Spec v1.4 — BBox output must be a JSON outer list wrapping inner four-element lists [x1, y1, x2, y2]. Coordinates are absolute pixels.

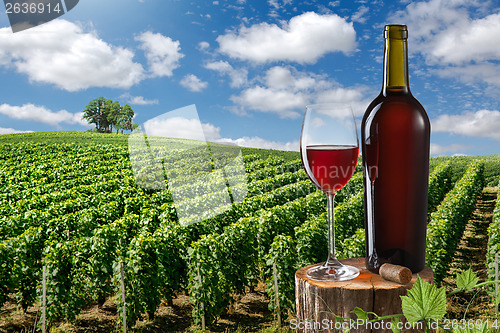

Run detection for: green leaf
[[400, 276, 446, 323], [351, 307, 369, 320], [456, 268, 479, 291]]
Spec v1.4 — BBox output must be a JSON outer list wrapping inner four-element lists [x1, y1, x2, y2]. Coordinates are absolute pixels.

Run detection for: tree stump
[[295, 258, 434, 333]]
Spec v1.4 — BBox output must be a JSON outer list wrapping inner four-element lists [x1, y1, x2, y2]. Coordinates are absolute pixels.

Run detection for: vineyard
[[1, 131, 500, 332]]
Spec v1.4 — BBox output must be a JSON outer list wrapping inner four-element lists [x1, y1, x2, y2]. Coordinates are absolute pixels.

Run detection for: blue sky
[[0, 0, 499, 156]]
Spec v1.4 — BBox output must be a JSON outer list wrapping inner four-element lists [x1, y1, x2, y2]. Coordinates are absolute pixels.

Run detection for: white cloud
[[231, 86, 307, 119], [143, 116, 220, 141], [230, 65, 371, 118], [432, 109, 500, 141], [0, 19, 144, 91], [141, 113, 298, 151], [430, 13, 500, 65], [0, 127, 33, 135], [268, 0, 293, 9], [135, 31, 184, 78], [351, 5, 369, 23], [142, 113, 298, 151], [436, 62, 500, 87], [267, 0, 293, 17], [205, 60, 248, 88], [391, 0, 474, 46], [0, 103, 88, 127], [216, 11, 356, 64], [120, 93, 159, 105], [264, 66, 295, 89], [264, 66, 330, 91], [216, 136, 299, 151], [430, 143, 470, 156], [198, 41, 210, 51], [315, 87, 371, 116], [391, 0, 500, 86], [180, 74, 208, 92]]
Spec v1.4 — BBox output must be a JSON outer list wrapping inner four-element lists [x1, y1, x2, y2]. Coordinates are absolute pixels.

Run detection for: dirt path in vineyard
[[443, 186, 498, 319]]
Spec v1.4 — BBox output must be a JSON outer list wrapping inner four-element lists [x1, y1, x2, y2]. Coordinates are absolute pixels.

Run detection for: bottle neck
[[382, 34, 410, 95]]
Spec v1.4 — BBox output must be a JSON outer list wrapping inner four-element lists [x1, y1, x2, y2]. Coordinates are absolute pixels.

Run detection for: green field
[[1, 131, 500, 332]]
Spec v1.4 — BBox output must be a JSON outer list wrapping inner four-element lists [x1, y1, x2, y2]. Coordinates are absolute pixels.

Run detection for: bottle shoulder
[[362, 91, 428, 123]]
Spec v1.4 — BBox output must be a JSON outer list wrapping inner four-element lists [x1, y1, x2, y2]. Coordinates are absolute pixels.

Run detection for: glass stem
[[326, 192, 340, 265]]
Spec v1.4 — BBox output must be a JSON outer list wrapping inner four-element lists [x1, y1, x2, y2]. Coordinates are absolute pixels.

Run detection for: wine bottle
[[361, 25, 430, 273]]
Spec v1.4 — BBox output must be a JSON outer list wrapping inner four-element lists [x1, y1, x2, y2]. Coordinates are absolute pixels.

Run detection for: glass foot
[[306, 261, 360, 281]]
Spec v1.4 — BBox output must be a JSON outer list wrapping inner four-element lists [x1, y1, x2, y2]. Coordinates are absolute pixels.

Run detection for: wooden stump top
[[295, 258, 434, 333], [296, 258, 433, 290]]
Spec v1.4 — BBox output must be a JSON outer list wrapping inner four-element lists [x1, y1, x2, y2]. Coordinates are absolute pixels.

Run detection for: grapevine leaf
[[455, 268, 479, 291], [400, 276, 446, 323], [351, 307, 369, 320]]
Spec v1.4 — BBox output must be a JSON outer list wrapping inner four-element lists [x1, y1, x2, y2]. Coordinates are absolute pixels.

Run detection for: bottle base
[[365, 248, 424, 274]]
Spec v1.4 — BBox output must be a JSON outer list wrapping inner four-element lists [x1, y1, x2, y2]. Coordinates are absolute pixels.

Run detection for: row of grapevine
[[0, 154, 129, 195], [427, 161, 453, 216], [0, 144, 127, 187], [1, 175, 139, 240], [0, 241, 13, 307], [246, 159, 303, 182], [426, 160, 485, 283], [486, 180, 500, 296]]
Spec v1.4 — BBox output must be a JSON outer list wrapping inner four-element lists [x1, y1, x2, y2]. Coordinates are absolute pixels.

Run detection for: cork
[[379, 263, 412, 284]]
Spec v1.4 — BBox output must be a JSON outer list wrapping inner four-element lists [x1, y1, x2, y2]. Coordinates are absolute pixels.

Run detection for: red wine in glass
[[305, 145, 359, 194], [300, 103, 360, 281]]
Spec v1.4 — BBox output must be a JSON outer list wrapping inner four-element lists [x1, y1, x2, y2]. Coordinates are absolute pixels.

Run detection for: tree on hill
[[113, 104, 135, 133], [82, 97, 135, 133]]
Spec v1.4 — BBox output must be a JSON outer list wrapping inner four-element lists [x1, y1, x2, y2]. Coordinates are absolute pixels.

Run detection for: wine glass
[[300, 103, 360, 281]]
